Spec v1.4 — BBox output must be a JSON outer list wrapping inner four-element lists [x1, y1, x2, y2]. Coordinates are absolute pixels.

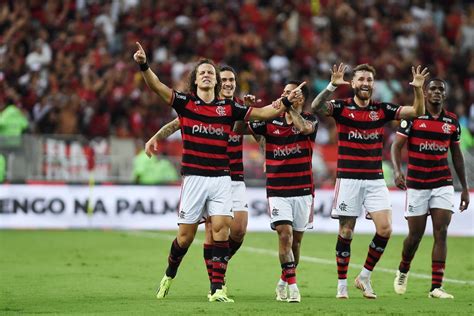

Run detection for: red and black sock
[[229, 237, 243, 259], [336, 235, 352, 280], [431, 261, 445, 291], [282, 262, 296, 285], [203, 244, 213, 284], [165, 238, 189, 278], [398, 253, 414, 274], [211, 240, 230, 294], [363, 233, 389, 271]]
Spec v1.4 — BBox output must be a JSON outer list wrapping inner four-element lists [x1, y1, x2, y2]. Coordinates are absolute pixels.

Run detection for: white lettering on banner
[[419, 142, 448, 152], [0, 185, 472, 236], [273, 144, 302, 157], [191, 124, 224, 136], [348, 130, 379, 141]]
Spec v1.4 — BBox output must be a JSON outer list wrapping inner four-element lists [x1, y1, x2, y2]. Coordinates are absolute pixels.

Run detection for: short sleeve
[[451, 120, 461, 143], [231, 99, 251, 122], [382, 102, 401, 121], [397, 119, 412, 137], [248, 121, 267, 136], [170, 91, 190, 115], [327, 100, 344, 118]]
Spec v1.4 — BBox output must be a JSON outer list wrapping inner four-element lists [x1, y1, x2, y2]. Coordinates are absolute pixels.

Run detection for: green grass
[[1, 230, 473, 315]]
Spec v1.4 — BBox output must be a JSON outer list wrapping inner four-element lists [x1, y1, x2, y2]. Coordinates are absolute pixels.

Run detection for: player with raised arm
[[392, 78, 470, 299], [133, 42, 301, 302], [245, 80, 317, 303], [145, 65, 253, 298], [310, 63, 428, 299]]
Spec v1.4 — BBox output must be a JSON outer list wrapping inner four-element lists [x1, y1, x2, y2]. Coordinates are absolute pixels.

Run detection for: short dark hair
[[425, 78, 448, 91], [287, 80, 309, 101], [188, 58, 221, 99], [219, 65, 237, 76], [352, 64, 376, 78]]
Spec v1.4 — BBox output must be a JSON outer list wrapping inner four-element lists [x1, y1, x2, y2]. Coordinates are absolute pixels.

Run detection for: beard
[[354, 87, 373, 101]]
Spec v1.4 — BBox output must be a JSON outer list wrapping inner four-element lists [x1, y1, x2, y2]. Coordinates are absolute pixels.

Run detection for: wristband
[[281, 97, 293, 108], [139, 62, 149, 71], [326, 82, 337, 92]]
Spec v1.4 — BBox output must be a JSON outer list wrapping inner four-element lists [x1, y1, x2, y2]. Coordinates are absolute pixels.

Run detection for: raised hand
[[331, 63, 350, 86], [133, 42, 147, 65], [288, 81, 306, 103], [394, 171, 407, 190], [243, 94, 262, 107], [409, 65, 429, 88]]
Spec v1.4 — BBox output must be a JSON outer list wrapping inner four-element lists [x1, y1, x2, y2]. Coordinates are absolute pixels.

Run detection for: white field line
[[126, 231, 474, 286]]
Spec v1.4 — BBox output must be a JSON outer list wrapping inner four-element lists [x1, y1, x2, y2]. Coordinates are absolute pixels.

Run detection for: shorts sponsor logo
[[338, 202, 348, 212], [192, 124, 224, 136], [348, 130, 379, 140], [273, 144, 302, 157], [419, 141, 447, 152], [271, 207, 279, 216]]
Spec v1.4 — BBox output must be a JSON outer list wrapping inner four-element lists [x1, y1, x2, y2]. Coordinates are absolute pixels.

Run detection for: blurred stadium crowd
[[0, 0, 473, 185]]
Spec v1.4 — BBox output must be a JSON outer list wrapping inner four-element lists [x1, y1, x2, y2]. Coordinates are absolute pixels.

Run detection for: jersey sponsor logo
[[419, 141, 448, 152], [272, 120, 284, 126], [191, 124, 224, 136], [273, 144, 302, 157], [216, 106, 227, 116], [369, 111, 379, 121], [442, 123, 452, 134], [228, 134, 242, 143], [386, 104, 397, 111], [348, 130, 379, 140], [442, 117, 453, 123]]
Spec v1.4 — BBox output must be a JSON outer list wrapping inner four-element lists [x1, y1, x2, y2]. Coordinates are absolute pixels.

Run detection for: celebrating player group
[[133, 42, 470, 303]]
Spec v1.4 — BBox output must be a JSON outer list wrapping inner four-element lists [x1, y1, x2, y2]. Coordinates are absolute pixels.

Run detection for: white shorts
[[268, 195, 314, 232], [331, 178, 391, 218], [231, 181, 248, 212], [405, 186, 455, 217], [178, 175, 233, 224]]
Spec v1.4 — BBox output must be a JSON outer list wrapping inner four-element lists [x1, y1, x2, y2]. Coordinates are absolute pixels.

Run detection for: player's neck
[[354, 96, 370, 107], [197, 89, 215, 103], [427, 103, 443, 117]]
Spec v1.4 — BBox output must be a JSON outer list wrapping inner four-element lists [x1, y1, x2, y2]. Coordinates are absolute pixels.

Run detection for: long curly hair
[[188, 58, 221, 99]]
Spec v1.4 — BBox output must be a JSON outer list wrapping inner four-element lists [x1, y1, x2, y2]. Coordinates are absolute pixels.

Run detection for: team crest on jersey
[[369, 111, 379, 121], [216, 106, 227, 116], [291, 126, 300, 134], [442, 123, 451, 134]]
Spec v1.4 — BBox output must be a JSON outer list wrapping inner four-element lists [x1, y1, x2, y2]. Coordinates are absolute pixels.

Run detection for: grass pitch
[[1, 230, 473, 315]]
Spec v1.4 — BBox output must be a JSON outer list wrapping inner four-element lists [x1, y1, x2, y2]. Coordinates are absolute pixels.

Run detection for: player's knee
[[230, 226, 246, 242], [340, 227, 354, 239], [377, 225, 392, 238], [177, 233, 194, 248], [433, 225, 448, 240], [278, 231, 293, 247]]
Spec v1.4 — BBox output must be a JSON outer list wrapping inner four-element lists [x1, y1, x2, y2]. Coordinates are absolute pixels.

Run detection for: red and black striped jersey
[[228, 97, 245, 181], [249, 112, 318, 197], [228, 130, 244, 181], [328, 98, 401, 180], [171, 91, 252, 177], [397, 110, 460, 189]]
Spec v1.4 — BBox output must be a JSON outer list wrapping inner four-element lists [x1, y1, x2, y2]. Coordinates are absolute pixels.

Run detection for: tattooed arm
[[145, 118, 180, 158], [288, 106, 315, 135], [311, 63, 349, 116]]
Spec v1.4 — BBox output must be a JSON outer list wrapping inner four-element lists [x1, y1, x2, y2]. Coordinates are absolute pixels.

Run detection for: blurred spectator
[[0, 154, 5, 182], [0, 102, 29, 137], [133, 149, 179, 185]]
